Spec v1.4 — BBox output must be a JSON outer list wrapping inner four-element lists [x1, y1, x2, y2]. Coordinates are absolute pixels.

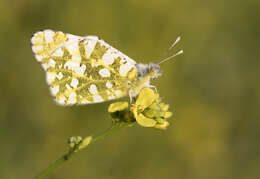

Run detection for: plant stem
[[35, 122, 132, 179]]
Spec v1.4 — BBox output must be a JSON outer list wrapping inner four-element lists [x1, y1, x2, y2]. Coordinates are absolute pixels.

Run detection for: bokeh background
[[1, 0, 259, 178]]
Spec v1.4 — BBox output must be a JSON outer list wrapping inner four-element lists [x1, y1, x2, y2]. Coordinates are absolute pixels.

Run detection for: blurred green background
[[1, 0, 259, 178]]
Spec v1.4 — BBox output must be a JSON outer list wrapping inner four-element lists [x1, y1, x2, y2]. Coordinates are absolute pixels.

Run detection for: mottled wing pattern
[[31, 29, 137, 105]]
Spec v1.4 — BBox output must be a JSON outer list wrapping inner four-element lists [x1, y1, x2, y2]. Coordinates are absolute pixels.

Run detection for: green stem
[[35, 122, 132, 179]]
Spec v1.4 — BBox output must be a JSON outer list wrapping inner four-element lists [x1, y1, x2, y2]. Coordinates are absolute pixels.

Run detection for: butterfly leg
[[148, 85, 158, 93], [128, 89, 134, 103]]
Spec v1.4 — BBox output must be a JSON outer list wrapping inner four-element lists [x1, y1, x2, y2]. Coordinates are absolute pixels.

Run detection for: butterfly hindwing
[[31, 30, 138, 105]]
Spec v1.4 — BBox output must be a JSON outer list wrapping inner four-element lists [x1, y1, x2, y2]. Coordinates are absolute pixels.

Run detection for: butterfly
[[31, 29, 182, 105]]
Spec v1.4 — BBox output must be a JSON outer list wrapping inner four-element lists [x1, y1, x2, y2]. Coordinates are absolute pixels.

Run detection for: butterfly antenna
[[158, 36, 183, 65], [158, 49, 183, 65]]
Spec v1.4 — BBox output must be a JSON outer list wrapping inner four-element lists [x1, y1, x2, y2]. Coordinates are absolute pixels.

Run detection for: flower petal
[[153, 121, 169, 130], [108, 102, 129, 113], [164, 112, 173, 118], [136, 113, 157, 127], [159, 103, 169, 111], [136, 88, 156, 110]]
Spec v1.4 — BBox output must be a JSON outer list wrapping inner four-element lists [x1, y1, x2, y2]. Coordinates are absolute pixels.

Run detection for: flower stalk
[[35, 121, 133, 179], [35, 88, 173, 178]]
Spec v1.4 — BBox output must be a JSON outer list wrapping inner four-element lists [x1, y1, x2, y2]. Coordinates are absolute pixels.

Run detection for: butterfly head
[[135, 63, 162, 80], [135, 36, 183, 82]]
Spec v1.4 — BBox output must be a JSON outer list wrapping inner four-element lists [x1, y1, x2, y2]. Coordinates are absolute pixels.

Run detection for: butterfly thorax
[[128, 63, 161, 97], [135, 63, 161, 79]]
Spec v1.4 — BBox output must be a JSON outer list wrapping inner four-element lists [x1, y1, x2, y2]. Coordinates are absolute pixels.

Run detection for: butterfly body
[[31, 30, 161, 105]]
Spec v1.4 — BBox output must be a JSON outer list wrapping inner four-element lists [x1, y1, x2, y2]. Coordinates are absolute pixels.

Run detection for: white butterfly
[[31, 29, 182, 105]]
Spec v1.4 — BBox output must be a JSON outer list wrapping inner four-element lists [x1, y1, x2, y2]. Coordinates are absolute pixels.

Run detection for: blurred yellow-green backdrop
[[1, 0, 259, 179]]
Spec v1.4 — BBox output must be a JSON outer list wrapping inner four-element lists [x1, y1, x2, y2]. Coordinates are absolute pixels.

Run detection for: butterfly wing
[[31, 30, 137, 105]]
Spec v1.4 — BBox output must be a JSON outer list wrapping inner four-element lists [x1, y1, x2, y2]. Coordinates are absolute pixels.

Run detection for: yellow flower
[[130, 88, 172, 129], [108, 88, 173, 130], [130, 88, 158, 127]]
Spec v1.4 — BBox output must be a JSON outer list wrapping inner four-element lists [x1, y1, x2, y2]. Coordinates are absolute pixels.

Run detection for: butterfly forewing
[[31, 30, 137, 105]]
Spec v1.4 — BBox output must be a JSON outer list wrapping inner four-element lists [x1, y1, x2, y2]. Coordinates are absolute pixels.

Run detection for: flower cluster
[[108, 88, 172, 130]]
